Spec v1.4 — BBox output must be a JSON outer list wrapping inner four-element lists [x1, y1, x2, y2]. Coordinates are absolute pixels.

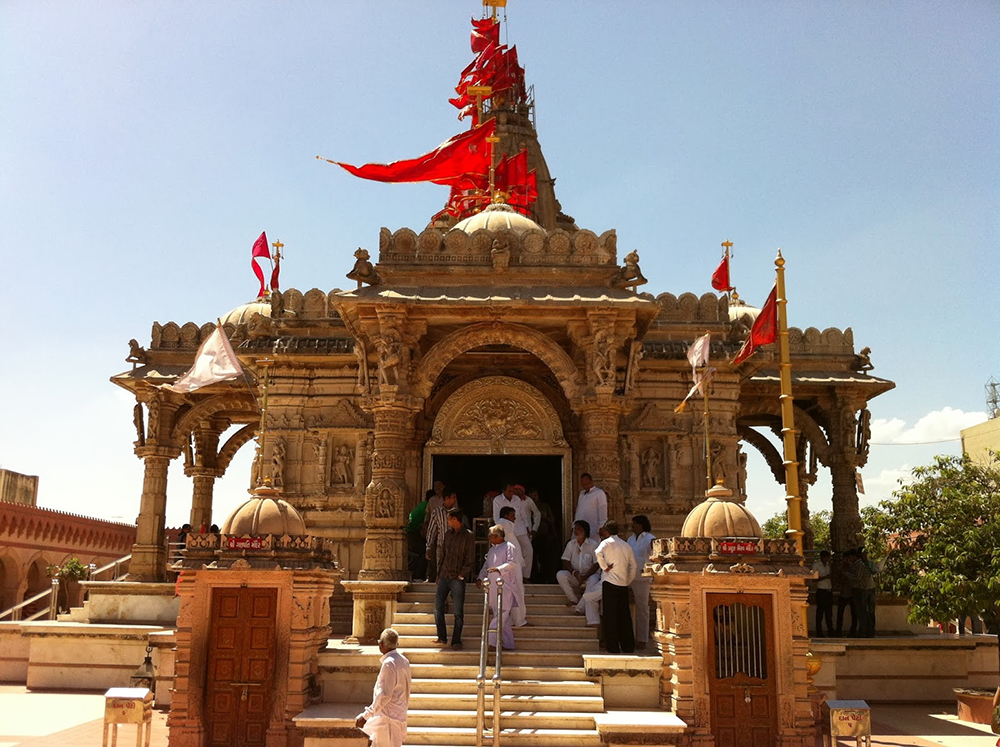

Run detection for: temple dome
[[681, 483, 762, 538], [220, 298, 271, 326], [453, 202, 543, 235], [728, 297, 760, 324], [221, 486, 308, 537]]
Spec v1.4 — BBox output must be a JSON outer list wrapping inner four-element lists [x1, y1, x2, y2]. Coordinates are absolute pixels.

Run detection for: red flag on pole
[[471, 17, 500, 53], [711, 254, 730, 292], [323, 119, 496, 186], [732, 285, 778, 366], [251, 232, 269, 299]]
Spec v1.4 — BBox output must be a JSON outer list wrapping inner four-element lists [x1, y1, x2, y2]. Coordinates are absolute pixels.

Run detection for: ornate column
[[130, 446, 181, 581], [579, 396, 625, 525], [187, 468, 222, 532], [827, 399, 865, 552]]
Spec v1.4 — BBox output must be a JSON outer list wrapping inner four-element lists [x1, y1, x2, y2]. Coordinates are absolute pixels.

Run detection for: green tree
[[862, 453, 1000, 630], [761, 509, 831, 550]]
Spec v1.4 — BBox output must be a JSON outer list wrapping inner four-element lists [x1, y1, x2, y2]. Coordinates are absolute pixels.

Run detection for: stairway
[[395, 581, 605, 746]]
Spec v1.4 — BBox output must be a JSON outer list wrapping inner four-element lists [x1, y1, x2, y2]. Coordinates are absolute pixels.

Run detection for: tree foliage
[[862, 453, 1000, 626], [762, 509, 831, 550]]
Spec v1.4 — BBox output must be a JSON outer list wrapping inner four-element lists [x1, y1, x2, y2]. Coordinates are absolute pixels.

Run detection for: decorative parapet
[[787, 326, 855, 355], [376, 225, 618, 266], [642, 339, 743, 360], [649, 536, 801, 565], [177, 533, 338, 570], [0, 501, 136, 556], [655, 292, 728, 323]]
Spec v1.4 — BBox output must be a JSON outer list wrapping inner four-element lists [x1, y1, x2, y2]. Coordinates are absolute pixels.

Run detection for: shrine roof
[[334, 285, 657, 306], [750, 371, 895, 387], [111, 364, 190, 383]]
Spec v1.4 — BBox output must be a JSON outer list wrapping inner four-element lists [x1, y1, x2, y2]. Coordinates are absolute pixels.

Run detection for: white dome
[[681, 483, 762, 538], [453, 202, 542, 235]]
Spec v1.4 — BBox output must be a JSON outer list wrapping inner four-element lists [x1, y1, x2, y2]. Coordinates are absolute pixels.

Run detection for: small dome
[[221, 486, 308, 537], [453, 202, 543, 235], [681, 483, 762, 538], [220, 298, 271, 326], [728, 297, 760, 324]]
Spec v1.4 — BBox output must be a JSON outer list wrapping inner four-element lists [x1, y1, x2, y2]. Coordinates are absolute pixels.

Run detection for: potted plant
[[48, 557, 89, 612]]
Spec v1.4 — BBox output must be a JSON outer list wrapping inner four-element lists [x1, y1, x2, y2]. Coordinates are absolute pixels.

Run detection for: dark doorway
[[432, 454, 563, 582]]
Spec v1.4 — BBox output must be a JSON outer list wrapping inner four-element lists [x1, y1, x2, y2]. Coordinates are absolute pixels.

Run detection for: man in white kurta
[[356, 628, 411, 747], [512, 484, 540, 579], [477, 527, 521, 650], [497, 507, 528, 626], [556, 520, 600, 604], [595, 521, 637, 654], [574, 473, 607, 542], [492, 483, 517, 524], [627, 515, 656, 648]]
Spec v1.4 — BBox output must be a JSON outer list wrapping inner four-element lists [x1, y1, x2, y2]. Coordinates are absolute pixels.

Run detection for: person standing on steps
[[477, 524, 520, 650], [356, 628, 411, 747], [574, 473, 607, 545], [433, 508, 475, 650], [512, 484, 540, 582], [811, 550, 834, 637], [627, 515, 655, 650], [497, 505, 528, 627], [425, 491, 461, 583], [595, 520, 637, 654]]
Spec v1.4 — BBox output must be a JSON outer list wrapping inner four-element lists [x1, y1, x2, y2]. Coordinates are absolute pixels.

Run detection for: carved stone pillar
[[359, 402, 418, 580], [828, 401, 863, 552], [187, 468, 221, 533], [579, 397, 625, 526], [130, 445, 181, 581]]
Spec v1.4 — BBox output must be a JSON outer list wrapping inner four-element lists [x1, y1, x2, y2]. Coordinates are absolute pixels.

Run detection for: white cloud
[[870, 407, 986, 445]]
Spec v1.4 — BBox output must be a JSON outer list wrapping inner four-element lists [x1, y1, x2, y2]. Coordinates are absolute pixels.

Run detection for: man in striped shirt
[[433, 508, 476, 650]]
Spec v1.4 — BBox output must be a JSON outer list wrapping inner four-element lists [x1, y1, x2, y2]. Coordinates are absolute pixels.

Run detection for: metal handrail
[[475, 576, 505, 747], [0, 552, 131, 622]]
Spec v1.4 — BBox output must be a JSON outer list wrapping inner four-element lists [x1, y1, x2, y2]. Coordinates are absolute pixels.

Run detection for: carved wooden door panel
[[205, 587, 278, 747], [706, 593, 777, 747]]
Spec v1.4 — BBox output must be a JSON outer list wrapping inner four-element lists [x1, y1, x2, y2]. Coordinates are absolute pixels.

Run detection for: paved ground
[[0, 685, 996, 746]]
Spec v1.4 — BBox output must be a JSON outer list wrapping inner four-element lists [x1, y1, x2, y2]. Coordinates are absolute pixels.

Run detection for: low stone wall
[[810, 635, 998, 703], [583, 654, 661, 709], [0, 623, 29, 681], [21, 621, 169, 691], [316, 643, 381, 705], [81, 581, 179, 624]]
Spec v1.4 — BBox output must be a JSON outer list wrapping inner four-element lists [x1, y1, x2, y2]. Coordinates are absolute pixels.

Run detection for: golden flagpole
[[774, 250, 804, 556]]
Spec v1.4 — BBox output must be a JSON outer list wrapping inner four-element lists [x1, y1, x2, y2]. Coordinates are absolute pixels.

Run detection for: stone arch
[[738, 425, 785, 484], [170, 393, 259, 443], [413, 322, 583, 401], [0, 552, 19, 611], [217, 423, 258, 473], [736, 401, 831, 466]]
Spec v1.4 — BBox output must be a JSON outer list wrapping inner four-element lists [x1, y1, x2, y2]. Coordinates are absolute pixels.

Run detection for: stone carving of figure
[[610, 249, 648, 290], [624, 339, 643, 393], [854, 346, 874, 373], [333, 443, 354, 485], [146, 397, 160, 444], [375, 328, 403, 387], [132, 403, 145, 447], [856, 408, 872, 465], [126, 339, 147, 365], [641, 447, 661, 488], [736, 447, 748, 500], [271, 438, 286, 488], [592, 328, 616, 387], [270, 289, 285, 319], [375, 489, 393, 519], [490, 236, 511, 272], [347, 248, 381, 288], [710, 442, 727, 484]]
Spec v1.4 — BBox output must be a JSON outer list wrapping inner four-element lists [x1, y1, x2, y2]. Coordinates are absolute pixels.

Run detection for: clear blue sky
[[1, 1, 997, 529]]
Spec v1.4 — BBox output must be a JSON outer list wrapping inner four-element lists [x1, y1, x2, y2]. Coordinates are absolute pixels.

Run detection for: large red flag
[[251, 232, 269, 299], [328, 119, 496, 186], [732, 285, 778, 366], [471, 17, 499, 53], [711, 254, 730, 291]]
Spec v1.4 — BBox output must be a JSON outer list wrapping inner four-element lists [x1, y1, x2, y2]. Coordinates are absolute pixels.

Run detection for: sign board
[[104, 687, 152, 725], [823, 699, 871, 740], [718, 540, 757, 555], [226, 536, 265, 551]]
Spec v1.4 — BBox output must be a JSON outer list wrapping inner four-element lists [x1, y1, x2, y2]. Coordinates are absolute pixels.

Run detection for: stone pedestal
[[340, 580, 409, 644]]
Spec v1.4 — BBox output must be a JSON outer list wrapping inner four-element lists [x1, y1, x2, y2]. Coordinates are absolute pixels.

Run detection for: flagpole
[[721, 239, 739, 302], [254, 359, 273, 488], [702, 370, 712, 491], [775, 250, 803, 556]]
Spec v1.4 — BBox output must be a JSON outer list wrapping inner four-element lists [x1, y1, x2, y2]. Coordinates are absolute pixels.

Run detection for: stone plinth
[[292, 703, 369, 746], [340, 580, 409, 644], [79, 581, 179, 624], [582, 654, 661, 710]]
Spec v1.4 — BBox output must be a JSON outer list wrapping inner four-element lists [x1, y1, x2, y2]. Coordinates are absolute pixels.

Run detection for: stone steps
[[407, 709, 598, 729], [410, 691, 604, 711], [403, 726, 603, 746], [410, 677, 600, 694]]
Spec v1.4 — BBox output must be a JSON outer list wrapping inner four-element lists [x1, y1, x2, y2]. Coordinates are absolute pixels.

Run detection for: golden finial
[[483, 0, 506, 21], [775, 248, 785, 268], [721, 239, 733, 250], [271, 239, 284, 258]]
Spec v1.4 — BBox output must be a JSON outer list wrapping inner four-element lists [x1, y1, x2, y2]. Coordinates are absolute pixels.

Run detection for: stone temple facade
[[112, 101, 893, 587]]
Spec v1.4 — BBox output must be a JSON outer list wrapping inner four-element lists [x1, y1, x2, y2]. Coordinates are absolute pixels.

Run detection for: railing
[[0, 552, 132, 622], [475, 577, 504, 747]]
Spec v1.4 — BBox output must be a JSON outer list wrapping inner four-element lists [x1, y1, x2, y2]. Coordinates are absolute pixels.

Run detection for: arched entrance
[[423, 376, 573, 545]]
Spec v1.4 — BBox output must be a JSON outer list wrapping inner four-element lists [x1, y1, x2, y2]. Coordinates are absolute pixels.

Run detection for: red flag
[[471, 17, 499, 54], [711, 254, 730, 291], [270, 260, 280, 293], [328, 119, 496, 186], [732, 285, 778, 366], [251, 231, 269, 299]]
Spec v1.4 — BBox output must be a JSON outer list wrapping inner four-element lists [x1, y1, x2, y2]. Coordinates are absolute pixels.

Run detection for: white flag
[[160, 323, 243, 393], [675, 333, 713, 413]]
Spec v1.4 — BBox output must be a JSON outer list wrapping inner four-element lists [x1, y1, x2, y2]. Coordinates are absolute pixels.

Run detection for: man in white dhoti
[[628, 514, 656, 649], [356, 628, 411, 747], [574, 473, 607, 541], [556, 519, 600, 605], [476, 525, 521, 650], [497, 506, 528, 626], [512, 484, 540, 580]]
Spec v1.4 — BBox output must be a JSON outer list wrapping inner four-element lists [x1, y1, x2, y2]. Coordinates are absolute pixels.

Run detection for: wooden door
[[706, 593, 778, 747], [205, 587, 278, 747]]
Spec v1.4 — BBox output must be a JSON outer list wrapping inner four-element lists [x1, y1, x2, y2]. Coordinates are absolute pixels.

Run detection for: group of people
[[811, 547, 879, 638]]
